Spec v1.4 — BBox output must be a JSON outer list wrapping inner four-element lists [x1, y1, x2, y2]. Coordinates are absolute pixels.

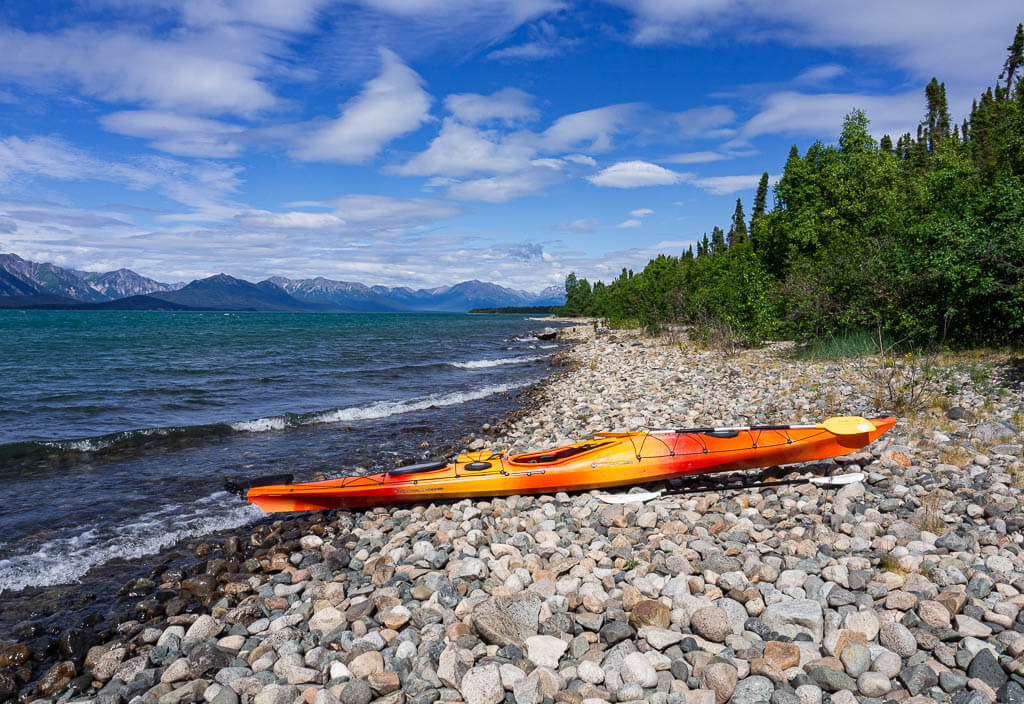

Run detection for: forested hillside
[[562, 24, 1024, 348]]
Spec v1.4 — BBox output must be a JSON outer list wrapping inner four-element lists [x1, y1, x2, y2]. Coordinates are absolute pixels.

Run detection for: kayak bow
[[241, 415, 896, 513]]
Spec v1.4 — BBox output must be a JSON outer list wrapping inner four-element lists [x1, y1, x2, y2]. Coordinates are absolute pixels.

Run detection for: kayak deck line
[[239, 415, 897, 512]]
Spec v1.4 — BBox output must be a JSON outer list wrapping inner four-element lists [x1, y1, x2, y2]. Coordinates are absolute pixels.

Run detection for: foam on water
[[0, 493, 264, 593], [449, 355, 546, 369], [230, 381, 530, 433]]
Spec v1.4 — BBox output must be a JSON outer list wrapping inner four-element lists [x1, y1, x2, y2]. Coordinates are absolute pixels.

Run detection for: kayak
[[240, 415, 896, 513]]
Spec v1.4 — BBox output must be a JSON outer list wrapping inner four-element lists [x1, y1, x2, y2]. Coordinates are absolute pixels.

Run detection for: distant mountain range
[[0, 253, 564, 312]]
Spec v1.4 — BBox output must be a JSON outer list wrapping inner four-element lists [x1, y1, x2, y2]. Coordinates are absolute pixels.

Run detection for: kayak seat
[[388, 460, 448, 476]]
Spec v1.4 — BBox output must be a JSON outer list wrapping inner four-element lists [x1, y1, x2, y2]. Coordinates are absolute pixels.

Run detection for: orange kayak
[[242, 416, 896, 512]]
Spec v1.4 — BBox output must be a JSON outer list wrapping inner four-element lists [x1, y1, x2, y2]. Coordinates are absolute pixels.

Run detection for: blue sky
[[0, 1, 1020, 291]]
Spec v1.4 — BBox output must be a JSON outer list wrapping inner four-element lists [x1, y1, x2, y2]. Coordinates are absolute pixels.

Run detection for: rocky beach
[[3, 324, 1024, 704]]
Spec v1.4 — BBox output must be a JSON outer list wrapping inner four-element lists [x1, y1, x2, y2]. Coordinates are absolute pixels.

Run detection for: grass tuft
[[791, 329, 893, 360]]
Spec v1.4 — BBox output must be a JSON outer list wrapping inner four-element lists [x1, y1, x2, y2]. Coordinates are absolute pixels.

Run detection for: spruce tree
[[752, 172, 769, 220], [731, 198, 747, 245], [1001, 23, 1024, 92], [700, 233, 710, 256], [880, 134, 893, 153], [710, 226, 726, 254], [925, 78, 952, 150]]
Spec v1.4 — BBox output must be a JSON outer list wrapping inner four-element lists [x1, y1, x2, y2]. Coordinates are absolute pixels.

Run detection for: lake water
[[0, 311, 561, 609]]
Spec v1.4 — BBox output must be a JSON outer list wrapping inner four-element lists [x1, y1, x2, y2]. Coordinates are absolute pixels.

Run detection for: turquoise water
[[0, 311, 560, 598]]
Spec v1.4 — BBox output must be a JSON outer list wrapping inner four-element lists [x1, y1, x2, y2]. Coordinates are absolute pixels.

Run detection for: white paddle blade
[[597, 490, 663, 504], [810, 472, 865, 486]]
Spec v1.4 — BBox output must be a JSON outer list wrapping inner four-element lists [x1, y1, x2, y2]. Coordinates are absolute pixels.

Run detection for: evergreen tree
[[710, 226, 726, 254], [731, 198, 747, 245], [684, 245, 694, 260], [700, 233, 710, 256], [752, 172, 769, 220], [1001, 23, 1024, 92], [925, 78, 952, 150], [880, 134, 893, 153]]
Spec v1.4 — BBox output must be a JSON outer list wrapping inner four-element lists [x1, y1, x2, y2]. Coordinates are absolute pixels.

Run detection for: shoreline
[[2, 326, 1023, 704]]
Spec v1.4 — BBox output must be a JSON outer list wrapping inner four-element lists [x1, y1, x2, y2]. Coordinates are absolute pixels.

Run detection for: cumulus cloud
[[630, 208, 654, 217], [444, 88, 538, 125], [393, 119, 536, 177], [617, 218, 642, 228], [291, 49, 432, 163], [588, 161, 686, 188]]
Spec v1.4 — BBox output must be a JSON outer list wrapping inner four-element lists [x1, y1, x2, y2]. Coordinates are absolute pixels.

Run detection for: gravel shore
[[3, 325, 1024, 704]]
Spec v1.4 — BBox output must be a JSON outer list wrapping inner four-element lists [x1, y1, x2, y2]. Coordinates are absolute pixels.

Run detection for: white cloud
[[235, 210, 346, 229], [607, 0, 1021, 99], [742, 90, 923, 140], [447, 170, 557, 202], [617, 218, 642, 228], [328, 194, 463, 227], [664, 151, 730, 164], [0, 135, 243, 221], [564, 154, 597, 166], [0, 26, 278, 116], [630, 208, 654, 217], [794, 63, 847, 84], [291, 49, 432, 163], [542, 104, 643, 152], [588, 160, 686, 188], [394, 119, 536, 177], [687, 173, 780, 195], [445, 88, 538, 125], [487, 42, 562, 60], [674, 105, 736, 136], [101, 111, 246, 158], [556, 218, 599, 233]]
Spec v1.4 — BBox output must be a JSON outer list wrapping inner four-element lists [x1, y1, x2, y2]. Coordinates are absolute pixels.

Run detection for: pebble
[[8, 325, 1024, 704]]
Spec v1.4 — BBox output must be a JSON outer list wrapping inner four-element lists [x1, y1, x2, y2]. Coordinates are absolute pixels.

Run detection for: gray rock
[[878, 622, 917, 658], [692, 607, 733, 643], [939, 671, 968, 693], [460, 664, 503, 704], [999, 680, 1024, 704], [760, 600, 823, 642], [805, 667, 855, 693], [898, 665, 938, 696], [255, 685, 302, 704], [972, 420, 1014, 445], [524, 635, 567, 669], [839, 641, 871, 678], [856, 671, 891, 697], [513, 673, 542, 704], [471, 593, 541, 648], [601, 620, 635, 645], [952, 691, 992, 704], [620, 652, 658, 688], [729, 675, 774, 704], [340, 680, 372, 704], [966, 648, 1007, 690]]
